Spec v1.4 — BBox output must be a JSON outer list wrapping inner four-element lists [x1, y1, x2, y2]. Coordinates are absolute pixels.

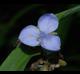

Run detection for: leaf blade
[[0, 47, 40, 71]]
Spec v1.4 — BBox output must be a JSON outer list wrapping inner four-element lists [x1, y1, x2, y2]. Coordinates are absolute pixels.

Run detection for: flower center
[[38, 32, 52, 42], [40, 32, 47, 38]]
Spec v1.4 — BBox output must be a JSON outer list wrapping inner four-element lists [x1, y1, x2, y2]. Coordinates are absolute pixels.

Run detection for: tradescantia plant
[[0, 5, 80, 71], [18, 13, 62, 71]]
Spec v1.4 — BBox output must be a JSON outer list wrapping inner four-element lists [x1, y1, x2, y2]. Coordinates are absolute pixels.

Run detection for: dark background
[[0, 4, 80, 70]]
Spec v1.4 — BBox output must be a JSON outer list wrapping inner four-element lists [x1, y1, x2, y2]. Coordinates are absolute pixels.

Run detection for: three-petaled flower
[[18, 13, 61, 51]]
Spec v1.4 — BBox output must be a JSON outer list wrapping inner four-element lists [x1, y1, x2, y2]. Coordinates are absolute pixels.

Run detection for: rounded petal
[[40, 35, 61, 51], [18, 25, 40, 46], [38, 13, 59, 33]]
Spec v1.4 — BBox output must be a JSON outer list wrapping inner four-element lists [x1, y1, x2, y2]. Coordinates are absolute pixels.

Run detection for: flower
[[18, 13, 61, 51]]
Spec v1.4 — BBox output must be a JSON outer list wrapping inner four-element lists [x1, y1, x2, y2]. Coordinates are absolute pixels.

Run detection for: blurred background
[[0, 4, 80, 71]]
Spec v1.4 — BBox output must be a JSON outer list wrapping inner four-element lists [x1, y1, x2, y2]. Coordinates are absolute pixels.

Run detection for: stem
[[16, 42, 21, 48]]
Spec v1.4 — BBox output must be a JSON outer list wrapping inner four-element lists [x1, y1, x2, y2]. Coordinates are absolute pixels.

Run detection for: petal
[[38, 13, 59, 33], [40, 35, 61, 51], [18, 25, 40, 46]]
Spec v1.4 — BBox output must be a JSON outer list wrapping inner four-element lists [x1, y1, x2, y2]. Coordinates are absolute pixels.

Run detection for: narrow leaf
[[56, 5, 80, 45], [0, 47, 40, 71], [56, 5, 80, 20]]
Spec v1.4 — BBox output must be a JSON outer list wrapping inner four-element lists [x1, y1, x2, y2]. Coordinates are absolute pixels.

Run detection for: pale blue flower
[[18, 13, 61, 51]]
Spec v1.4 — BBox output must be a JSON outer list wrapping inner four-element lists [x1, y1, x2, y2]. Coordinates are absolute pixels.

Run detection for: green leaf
[[0, 47, 40, 71], [56, 5, 80, 20], [56, 5, 80, 46]]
